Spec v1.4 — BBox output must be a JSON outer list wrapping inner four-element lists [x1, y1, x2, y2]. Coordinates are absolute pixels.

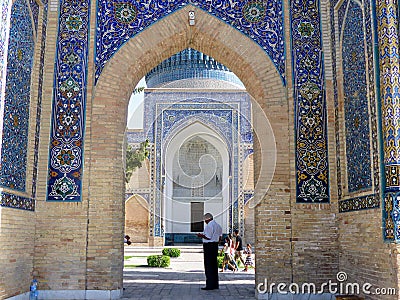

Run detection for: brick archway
[[88, 5, 287, 294]]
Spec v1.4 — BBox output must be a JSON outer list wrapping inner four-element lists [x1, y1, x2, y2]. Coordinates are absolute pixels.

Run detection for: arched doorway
[[164, 122, 230, 242], [88, 5, 284, 294]]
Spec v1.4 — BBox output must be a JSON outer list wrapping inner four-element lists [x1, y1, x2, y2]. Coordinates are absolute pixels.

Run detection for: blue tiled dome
[[145, 48, 243, 88]]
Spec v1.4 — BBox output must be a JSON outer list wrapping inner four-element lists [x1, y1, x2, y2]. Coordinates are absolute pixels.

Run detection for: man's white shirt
[[203, 219, 222, 243]]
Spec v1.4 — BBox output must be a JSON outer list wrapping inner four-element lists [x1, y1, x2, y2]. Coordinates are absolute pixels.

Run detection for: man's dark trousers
[[203, 242, 219, 289]]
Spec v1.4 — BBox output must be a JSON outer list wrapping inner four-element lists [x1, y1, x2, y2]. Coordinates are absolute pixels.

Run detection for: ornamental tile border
[[290, 0, 329, 203], [338, 193, 379, 213], [46, 0, 90, 202], [377, 0, 400, 241], [0, 191, 34, 211]]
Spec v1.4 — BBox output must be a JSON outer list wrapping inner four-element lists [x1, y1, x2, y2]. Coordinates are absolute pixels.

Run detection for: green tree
[[125, 139, 149, 183], [133, 86, 145, 94]]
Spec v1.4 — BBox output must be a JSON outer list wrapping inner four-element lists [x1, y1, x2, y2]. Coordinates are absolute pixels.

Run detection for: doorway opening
[[125, 48, 255, 247]]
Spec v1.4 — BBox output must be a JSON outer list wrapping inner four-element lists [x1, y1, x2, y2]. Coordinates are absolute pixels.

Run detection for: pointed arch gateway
[[163, 121, 230, 239], [89, 5, 284, 296]]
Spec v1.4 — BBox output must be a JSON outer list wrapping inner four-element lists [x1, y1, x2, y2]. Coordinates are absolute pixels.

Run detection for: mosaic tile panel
[[95, 0, 285, 84], [365, 0, 381, 202], [384, 192, 395, 240], [386, 165, 400, 188], [290, 0, 329, 202], [342, 1, 372, 192], [29, 0, 39, 35], [162, 113, 233, 154], [0, 191, 34, 211], [378, 3, 400, 166], [0, 0, 35, 192], [338, 193, 380, 213], [332, 0, 380, 214], [244, 148, 253, 160], [233, 199, 238, 231], [377, 0, 400, 241], [0, 1, 12, 143], [47, 0, 90, 201]]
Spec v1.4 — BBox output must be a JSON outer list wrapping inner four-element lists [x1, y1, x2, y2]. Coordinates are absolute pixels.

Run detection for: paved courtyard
[[122, 246, 256, 300]]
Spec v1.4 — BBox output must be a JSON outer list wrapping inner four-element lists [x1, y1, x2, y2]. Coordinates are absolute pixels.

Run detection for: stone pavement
[[122, 245, 256, 300]]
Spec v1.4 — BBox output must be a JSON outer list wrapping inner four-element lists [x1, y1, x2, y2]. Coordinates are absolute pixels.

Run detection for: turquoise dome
[[145, 48, 243, 88]]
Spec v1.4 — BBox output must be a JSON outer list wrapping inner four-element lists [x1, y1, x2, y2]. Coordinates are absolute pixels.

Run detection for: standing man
[[196, 213, 222, 290], [233, 229, 246, 267]]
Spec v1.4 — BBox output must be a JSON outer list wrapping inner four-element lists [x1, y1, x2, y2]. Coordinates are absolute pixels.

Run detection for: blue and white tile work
[[290, 0, 329, 202], [331, 0, 380, 213], [146, 49, 244, 88], [342, 1, 372, 193], [0, 0, 34, 192], [94, 0, 285, 84], [28, 0, 39, 35], [377, 0, 400, 241], [47, 0, 90, 201], [0, 0, 48, 211], [0, 1, 12, 134]]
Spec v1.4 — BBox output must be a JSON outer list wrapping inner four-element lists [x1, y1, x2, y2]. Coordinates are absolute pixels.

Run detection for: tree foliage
[[133, 86, 145, 94], [125, 139, 149, 183]]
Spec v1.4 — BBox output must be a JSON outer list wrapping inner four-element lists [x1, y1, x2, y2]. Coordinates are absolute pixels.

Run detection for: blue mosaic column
[[47, 0, 90, 201], [0, 0, 12, 160], [0, 0, 38, 211], [290, 0, 330, 203], [377, 0, 400, 241]]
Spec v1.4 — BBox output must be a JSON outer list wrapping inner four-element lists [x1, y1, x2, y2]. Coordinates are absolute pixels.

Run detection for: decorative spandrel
[[95, 0, 285, 84]]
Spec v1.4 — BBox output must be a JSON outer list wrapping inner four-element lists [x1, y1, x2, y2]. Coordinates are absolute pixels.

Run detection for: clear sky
[[127, 77, 146, 129]]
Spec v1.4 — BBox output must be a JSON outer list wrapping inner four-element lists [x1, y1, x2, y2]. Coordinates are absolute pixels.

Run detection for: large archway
[[88, 5, 287, 294]]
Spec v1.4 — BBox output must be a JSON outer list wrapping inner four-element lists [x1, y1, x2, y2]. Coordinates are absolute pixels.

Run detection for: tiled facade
[[332, 0, 380, 213], [0, 0, 399, 299]]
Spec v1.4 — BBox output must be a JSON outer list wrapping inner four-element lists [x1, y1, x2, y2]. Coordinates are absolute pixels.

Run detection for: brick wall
[[0, 208, 35, 299], [125, 195, 149, 244]]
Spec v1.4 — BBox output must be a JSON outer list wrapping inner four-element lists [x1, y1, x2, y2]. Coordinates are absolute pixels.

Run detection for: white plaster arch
[[163, 121, 230, 233]]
